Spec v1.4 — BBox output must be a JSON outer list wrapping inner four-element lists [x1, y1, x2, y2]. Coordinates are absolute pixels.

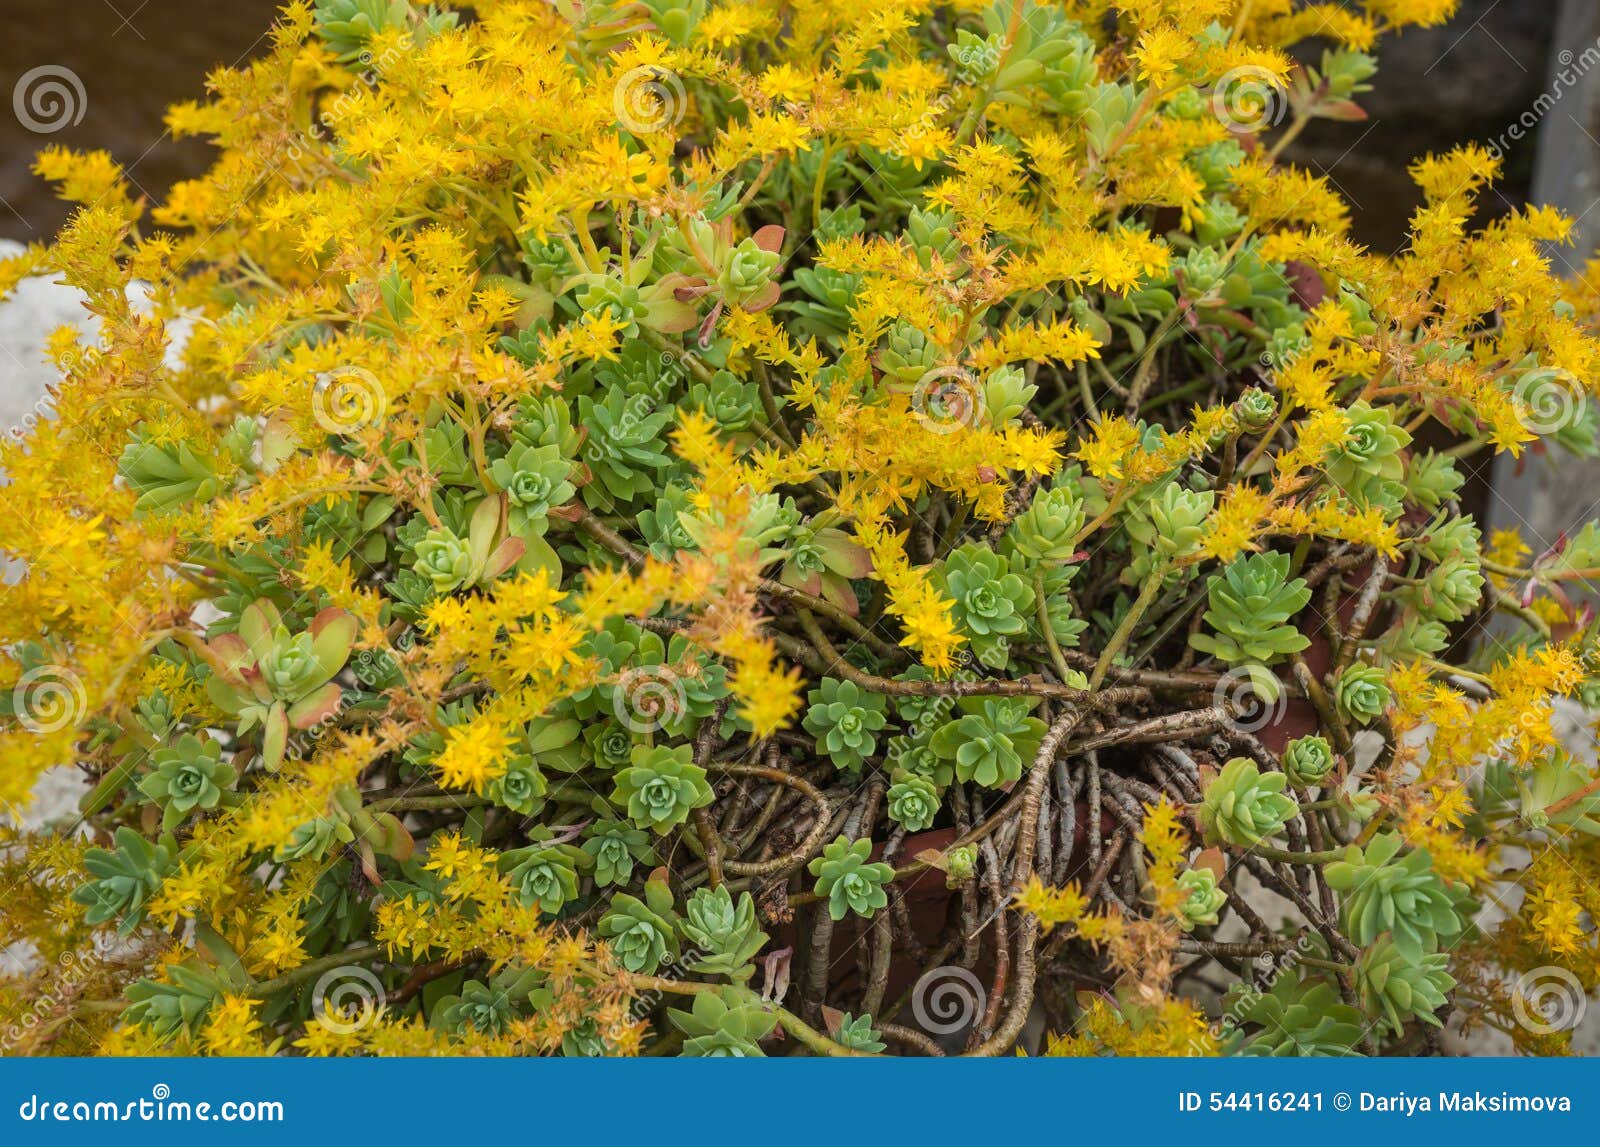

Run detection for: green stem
[[1294, 955, 1351, 974], [1246, 842, 1344, 865], [1264, 110, 1312, 165], [621, 975, 877, 1057], [368, 794, 491, 813], [1090, 560, 1167, 688], [1033, 567, 1071, 681]]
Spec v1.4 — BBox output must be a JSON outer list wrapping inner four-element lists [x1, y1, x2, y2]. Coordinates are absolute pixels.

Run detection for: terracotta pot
[[1257, 566, 1374, 755]]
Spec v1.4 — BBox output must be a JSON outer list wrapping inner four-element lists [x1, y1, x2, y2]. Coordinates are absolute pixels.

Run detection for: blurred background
[[0, 0, 281, 242]]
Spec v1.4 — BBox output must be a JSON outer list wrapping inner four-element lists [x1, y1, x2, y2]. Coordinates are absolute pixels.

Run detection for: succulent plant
[[936, 544, 1036, 669], [1335, 662, 1391, 724], [410, 496, 527, 594], [1415, 513, 1480, 564], [943, 843, 978, 887], [598, 877, 679, 974], [524, 716, 586, 773], [673, 217, 785, 312], [591, 338, 683, 397], [18, 0, 1594, 1066], [117, 433, 222, 515], [581, 819, 655, 887], [1189, 552, 1311, 701], [827, 1010, 887, 1053], [577, 390, 676, 510], [488, 441, 574, 533], [906, 205, 961, 268], [486, 755, 547, 817], [200, 599, 355, 770], [668, 987, 777, 1057], [679, 885, 768, 978], [1175, 867, 1227, 931], [1004, 483, 1085, 564], [687, 370, 762, 432], [1334, 785, 1382, 825], [928, 697, 1048, 788], [1319, 46, 1379, 100], [1197, 757, 1298, 848], [136, 734, 237, 831], [1324, 833, 1472, 962], [885, 733, 953, 789], [809, 836, 896, 921], [1513, 752, 1600, 836], [801, 677, 889, 773], [889, 665, 955, 730], [1355, 934, 1455, 1036], [275, 816, 355, 863], [304, 492, 394, 566], [1326, 402, 1411, 512], [72, 827, 175, 934], [578, 625, 727, 738], [312, 0, 428, 59], [558, 1018, 612, 1059], [435, 979, 520, 1036], [1282, 735, 1336, 788], [983, 365, 1038, 426], [772, 517, 873, 616], [124, 963, 228, 1041], [1398, 555, 1484, 623], [583, 718, 643, 772], [1232, 386, 1278, 433], [1376, 613, 1449, 661], [498, 838, 590, 915], [1124, 481, 1215, 573], [570, 253, 698, 339], [877, 323, 942, 385], [1233, 976, 1364, 1057], [952, 0, 1092, 101], [511, 392, 582, 456], [611, 744, 714, 833], [1405, 451, 1466, 510], [788, 264, 861, 343], [416, 418, 476, 486], [887, 772, 941, 831]]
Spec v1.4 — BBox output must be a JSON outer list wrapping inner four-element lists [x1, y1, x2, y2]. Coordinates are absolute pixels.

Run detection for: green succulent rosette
[[1197, 757, 1298, 848], [809, 836, 896, 921]]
